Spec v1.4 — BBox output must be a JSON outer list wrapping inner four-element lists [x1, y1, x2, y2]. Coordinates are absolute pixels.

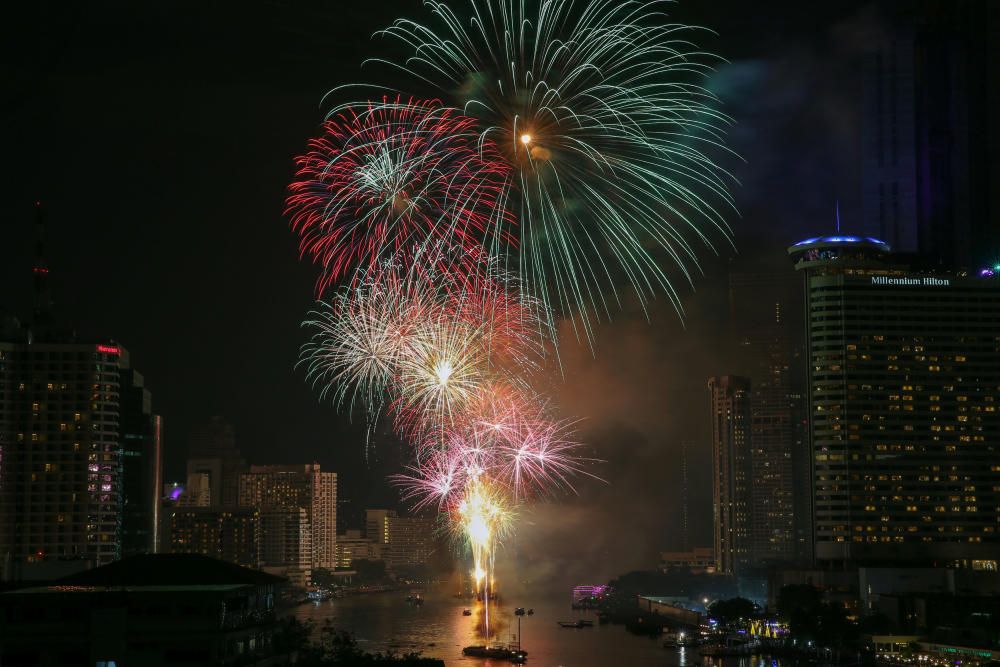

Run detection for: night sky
[[0, 1, 960, 582]]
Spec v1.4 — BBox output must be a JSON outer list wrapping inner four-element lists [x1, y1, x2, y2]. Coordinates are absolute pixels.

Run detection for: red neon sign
[[96, 344, 120, 355]]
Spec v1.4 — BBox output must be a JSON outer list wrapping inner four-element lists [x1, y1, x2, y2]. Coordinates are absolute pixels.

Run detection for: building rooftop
[[3, 584, 248, 596], [50, 553, 285, 588], [791, 234, 890, 249], [787, 234, 893, 270]]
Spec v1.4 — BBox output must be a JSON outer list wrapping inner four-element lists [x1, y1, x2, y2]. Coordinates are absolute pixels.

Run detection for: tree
[[708, 597, 758, 623], [776, 585, 823, 619], [352, 559, 389, 583], [858, 613, 892, 635], [775, 586, 858, 647], [776, 585, 823, 639], [290, 621, 445, 666], [273, 617, 313, 655]]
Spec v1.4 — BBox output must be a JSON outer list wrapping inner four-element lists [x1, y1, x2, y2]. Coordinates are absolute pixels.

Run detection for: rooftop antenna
[[32, 201, 53, 328]]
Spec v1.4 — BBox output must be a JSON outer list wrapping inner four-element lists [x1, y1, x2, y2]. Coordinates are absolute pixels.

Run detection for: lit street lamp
[[514, 606, 526, 650]]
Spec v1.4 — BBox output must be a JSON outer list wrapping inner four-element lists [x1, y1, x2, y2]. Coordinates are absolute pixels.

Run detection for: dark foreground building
[[0, 553, 284, 666]]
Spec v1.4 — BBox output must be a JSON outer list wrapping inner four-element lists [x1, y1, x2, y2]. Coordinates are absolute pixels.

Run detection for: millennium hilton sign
[[870, 275, 951, 286]]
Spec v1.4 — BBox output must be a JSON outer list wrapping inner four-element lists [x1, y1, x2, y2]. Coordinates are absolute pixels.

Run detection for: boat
[[462, 609, 472, 616], [462, 645, 528, 663], [664, 631, 693, 649], [557, 619, 593, 628], [698, 637, 757, 657]]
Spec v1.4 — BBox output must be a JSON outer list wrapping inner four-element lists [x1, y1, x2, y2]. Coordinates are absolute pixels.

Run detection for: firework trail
[[391, 387, 593, 640], [352, 0, 738, 341], [300, 258, 590, 639], [290, 0, 736, 643]]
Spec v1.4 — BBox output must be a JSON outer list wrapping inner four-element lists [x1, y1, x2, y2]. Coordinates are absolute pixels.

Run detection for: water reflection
[[288, 588, 794, 667]]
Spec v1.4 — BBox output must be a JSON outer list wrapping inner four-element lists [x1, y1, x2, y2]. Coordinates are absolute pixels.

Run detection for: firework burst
[[396, 387, 588, 511], [357, 0, 738, 340], [290, 0, 735, 644], [286, 96, 514, 293], [300, 254, 547, 433], [299, 261, 428, 414]]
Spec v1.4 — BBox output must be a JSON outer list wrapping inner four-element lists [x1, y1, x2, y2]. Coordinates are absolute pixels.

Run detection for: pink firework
[[286, 96, 514, 293], [394, 386, 590, 511]]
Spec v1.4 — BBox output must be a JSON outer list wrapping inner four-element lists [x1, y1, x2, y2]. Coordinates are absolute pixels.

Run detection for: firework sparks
[[301, 249, 550, 445], [357, 0, 738, 340], [286, 96, 514, 294], [290, 1, 734, 644]]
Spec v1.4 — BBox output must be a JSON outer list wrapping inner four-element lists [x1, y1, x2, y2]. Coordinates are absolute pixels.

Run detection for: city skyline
[[2, 0, 999, 585], [3, 3, 1000, 666]]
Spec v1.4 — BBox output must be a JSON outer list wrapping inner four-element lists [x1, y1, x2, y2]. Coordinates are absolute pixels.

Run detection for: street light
[[514, 606, 526, 650]]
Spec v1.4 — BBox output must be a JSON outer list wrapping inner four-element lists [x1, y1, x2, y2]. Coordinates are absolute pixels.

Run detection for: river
[[287, 588, 789, 667]]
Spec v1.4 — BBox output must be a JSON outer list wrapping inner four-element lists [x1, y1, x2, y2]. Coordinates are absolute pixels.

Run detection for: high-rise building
[[790, 235, 1000, 566], [335, 529, 378, 569], [365, 509, 394, 549], [659, 547, 716, 574], [177, 471, 212, 507], [187, 417, 246, 507], [729, 272, 804, 565], [0, 207, 160, 575], [120, 368, 163, 557], [167, 506, 260, 568], [708, 376, 753, 575], [337, 497, 361, 534], [185, 457, 223, 506], [386, 514, 436, 571], [0, 341, 126, 569], [861, 6, 1000, 269], [679, 439, 692, 552], [0, 340, 161, 576], [239, 464, 337, 571], [260, 509, 312, 587]]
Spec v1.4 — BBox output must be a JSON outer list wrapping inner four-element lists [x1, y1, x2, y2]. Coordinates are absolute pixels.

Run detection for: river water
[[288, 588, 787, 667]]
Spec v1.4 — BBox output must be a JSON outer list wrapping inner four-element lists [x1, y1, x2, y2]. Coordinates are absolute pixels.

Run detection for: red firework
[[286, 96, 514, 293]]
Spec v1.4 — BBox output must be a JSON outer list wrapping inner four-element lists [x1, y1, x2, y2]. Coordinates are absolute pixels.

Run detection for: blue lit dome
[[787, 235, 891, 267], [791, 235, 890, 250]]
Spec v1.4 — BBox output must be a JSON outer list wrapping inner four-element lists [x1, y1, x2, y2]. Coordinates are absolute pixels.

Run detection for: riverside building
[[239, 464, 337, 572], [708, 375, 753, 574], [789, 235, 1000, 567]]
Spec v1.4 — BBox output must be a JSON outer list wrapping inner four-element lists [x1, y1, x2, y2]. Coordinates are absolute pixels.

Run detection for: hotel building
[[789, 235, 1000, 566]]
